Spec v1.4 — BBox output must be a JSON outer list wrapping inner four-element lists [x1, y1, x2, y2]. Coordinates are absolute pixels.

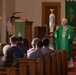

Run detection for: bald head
[[62, 18, 68, 26]]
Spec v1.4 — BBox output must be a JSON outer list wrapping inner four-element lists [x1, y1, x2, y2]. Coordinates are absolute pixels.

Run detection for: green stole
[[62, 26, 66, 50]]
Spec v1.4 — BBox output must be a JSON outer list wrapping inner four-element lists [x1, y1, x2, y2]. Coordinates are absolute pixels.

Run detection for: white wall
[[1, 0, 15, 42], [0, 0, 2, 42], [15, 0, 65, 39], [6, 0, 15, 21], [0, 0, 2, 17]]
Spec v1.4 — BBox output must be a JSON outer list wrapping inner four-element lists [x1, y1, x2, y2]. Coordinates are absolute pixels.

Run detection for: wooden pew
[[15, 61, 35, 75], [56, 51, 62, 75], [15, 63, 27, 75], [65, 50, 68, 75], [45, 51, 62, 75], [60, 50, 68, 75], [19, 63, 27, 75], [37, 58, 44, 75], [45, 55, 51, 75], [0, 64, 27, 75], [0, 67, 15, 75], [54, 50, 68, 75], [54, 50, 59, 53], [28, 60, 35, 75], [18, 58, 44, 75], [18, 50, 68, 75], [18, 58, 37, 62], [19, 57, 51, 75], [50, 53, 57, 75]]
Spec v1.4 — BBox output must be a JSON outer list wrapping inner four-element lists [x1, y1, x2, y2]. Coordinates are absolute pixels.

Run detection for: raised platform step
[[73, 57, 76, 61], [73, 46, 76, 49], [73, 44, 76, 61], [68, 67, 76, 72], [73, 49, 76, 53], [73, 36, 76, 44], [74, 52, 76, 57]]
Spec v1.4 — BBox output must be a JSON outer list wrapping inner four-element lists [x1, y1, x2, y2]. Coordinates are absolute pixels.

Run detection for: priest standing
[[54, 18, 75, 68]]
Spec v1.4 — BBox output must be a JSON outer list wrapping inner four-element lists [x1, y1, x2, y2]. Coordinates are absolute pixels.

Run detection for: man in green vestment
[[54, 18, 75, 68]]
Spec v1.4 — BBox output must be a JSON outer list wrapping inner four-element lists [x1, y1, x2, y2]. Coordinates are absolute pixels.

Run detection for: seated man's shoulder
[[12, 46, 18, 50], [42, 47, 54, 54], [47, 48, 54, 53], [28, 50, 36, 58]]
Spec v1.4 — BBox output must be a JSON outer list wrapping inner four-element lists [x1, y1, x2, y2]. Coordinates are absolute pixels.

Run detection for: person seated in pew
[[0, 43, 7, 56], [0, 45, 19, 67], [28, 40, 45, 58], [42, 38, 54, 55], [17, 42, 23, 50], [9, 36, 24, 58], [22, 38, 29, 53], [27, 38, 40, 57], [17, 42, 27, 58], [18, 36, 23, 43]]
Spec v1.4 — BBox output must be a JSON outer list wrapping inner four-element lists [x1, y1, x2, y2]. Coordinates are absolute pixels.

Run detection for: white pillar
[[1, 0, 6, 42]]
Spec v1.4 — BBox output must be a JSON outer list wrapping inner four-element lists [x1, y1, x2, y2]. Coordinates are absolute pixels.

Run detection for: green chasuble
[[54, 25, 75, 60]]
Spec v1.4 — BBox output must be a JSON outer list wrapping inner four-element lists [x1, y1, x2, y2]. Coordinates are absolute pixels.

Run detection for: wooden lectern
[[12, 19, 33, 47], [34, 26, 46, 39]]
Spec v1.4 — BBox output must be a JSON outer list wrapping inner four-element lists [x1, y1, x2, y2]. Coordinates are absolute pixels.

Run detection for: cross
[[68, 8, 75, 21], [68, 8, 74, 13]]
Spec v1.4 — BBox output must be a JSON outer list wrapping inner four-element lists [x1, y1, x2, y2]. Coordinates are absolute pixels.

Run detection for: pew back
[[0, 67, 15, 75]]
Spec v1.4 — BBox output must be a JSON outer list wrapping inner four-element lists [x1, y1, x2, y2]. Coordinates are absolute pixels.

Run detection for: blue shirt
[[23, 46, 29, 53], [12, 46, 24, 58]]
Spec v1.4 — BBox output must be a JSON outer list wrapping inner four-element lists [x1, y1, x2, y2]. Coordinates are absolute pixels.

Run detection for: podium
[[34, 26, 46, 39], [12, 19, 33, 47]]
